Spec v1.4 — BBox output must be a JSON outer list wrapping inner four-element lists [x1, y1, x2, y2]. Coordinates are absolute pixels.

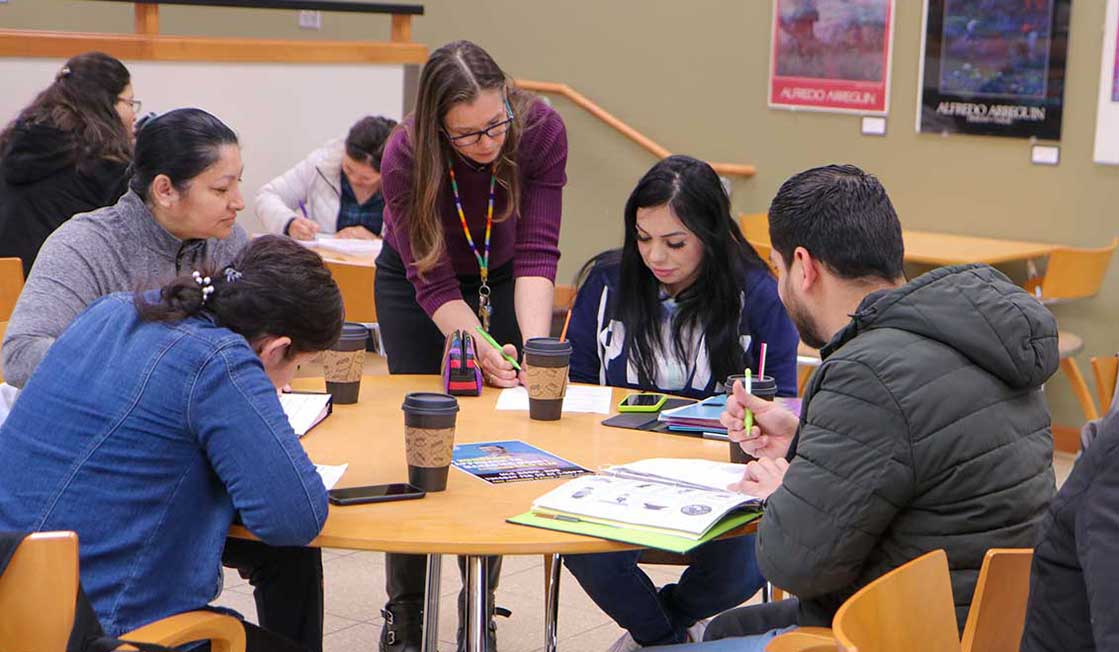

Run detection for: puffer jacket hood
[[1, 121, 76, 186], [825, 263, 1058, 390]]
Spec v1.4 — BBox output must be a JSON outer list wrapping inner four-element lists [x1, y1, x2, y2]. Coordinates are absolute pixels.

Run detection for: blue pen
[[297, 200, 309, 219]]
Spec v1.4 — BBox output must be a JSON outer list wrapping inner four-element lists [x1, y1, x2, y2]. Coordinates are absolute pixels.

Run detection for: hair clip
[[56, 66, 72, 81], [192, 271, 215, 303], [223, 267, 243, 283]]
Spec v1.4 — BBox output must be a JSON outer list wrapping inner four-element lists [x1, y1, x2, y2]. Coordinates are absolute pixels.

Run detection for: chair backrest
[[0, 531, 80, 651], [959, 549, 1033, 652], [324, 260, 377, 323], [834, 549, 961, 652], [1034, 237, 1118, 302], [1092, 355, 1119, 415], [739, 212, 769, 241], [0, 257, 25, 322]]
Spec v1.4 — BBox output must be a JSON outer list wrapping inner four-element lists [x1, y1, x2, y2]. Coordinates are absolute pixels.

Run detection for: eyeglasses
[[117, 97, 142, 112], [444, 114, 514, 147]]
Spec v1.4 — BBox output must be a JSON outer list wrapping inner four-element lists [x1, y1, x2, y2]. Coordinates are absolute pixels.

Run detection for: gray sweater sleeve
[[1, 230, 106, 388]]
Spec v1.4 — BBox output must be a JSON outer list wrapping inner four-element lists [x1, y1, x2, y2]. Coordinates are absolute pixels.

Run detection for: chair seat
[[1058, 331, 1084, 359]]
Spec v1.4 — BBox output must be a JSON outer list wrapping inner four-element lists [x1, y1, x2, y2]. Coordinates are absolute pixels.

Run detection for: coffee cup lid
[[726, 374, 777, 388], [402, 392, 460, 414], [339, 322, 369, 340], [523, 337, 573, 355]]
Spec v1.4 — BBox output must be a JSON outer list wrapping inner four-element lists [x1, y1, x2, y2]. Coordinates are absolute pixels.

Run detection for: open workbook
[[509, 458, 763, 553], [279, 391, 332, 437]]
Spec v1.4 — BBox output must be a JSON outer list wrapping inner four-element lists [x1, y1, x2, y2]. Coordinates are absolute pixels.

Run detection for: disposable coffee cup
[[523, 337, 572, 421], [323, 322, 368, 404], [402, 392, 459, 492], [724, 374, 777, 464]]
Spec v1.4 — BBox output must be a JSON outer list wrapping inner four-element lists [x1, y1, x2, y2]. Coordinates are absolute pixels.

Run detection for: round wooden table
[[233, 375, 756, 652]]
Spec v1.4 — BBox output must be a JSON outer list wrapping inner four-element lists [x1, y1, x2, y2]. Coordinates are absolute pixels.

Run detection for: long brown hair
[[0, 52, 133, 171], [407, 40, 537, 274]]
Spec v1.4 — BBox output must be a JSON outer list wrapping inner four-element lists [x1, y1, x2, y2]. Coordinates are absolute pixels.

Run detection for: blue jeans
[[647, 626, 798, 651], [564, 535, 765, 646]]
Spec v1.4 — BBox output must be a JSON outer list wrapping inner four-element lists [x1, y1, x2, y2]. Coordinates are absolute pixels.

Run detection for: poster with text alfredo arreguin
[[768, 0, 895, 115], [917, 0, 1070, 140]]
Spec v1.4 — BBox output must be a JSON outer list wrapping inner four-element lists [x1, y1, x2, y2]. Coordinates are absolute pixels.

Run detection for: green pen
[[743, 368, 754, 435], [474, 326, 522, 371]]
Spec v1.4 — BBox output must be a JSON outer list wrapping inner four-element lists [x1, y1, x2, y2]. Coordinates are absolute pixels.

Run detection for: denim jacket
[[0, 293, 328, 636]]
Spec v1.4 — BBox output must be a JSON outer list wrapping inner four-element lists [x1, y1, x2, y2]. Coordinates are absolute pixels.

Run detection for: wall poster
[[917, 0, 1071, 140], [768, 0, 895, 115]]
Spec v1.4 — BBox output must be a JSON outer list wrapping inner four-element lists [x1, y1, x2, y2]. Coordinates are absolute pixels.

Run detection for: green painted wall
[[3, 0, 1116, 427]]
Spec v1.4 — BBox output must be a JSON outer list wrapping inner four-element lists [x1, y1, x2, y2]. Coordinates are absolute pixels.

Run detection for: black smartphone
[[328, 483, 426, 506]]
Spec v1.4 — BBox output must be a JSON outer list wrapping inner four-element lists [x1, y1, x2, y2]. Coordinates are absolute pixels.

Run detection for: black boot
[[380, 605, 423, 652], [382, 553, 429, 652]]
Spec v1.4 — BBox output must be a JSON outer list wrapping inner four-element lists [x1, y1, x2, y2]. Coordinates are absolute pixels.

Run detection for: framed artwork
[[1096, 0, 1119, 164], [917, 0, 1071, 140], [768, 0, 895, 115]]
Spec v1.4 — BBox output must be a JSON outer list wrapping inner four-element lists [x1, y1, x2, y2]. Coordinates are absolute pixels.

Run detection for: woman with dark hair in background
[[256, 114, 399, 240], [372, 39, 568, 652], [563, 155, 799, 650], [0, 52, 137, 276], [2, 107, 248, 389], [0, 236, 342, 652]]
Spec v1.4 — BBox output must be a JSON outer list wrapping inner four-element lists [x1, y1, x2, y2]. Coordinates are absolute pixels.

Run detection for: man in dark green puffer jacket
[[686, 165, 1058, 651]]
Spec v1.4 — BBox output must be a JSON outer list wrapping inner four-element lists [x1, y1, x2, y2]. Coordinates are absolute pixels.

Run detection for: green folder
[[507, 510, 761, 554]]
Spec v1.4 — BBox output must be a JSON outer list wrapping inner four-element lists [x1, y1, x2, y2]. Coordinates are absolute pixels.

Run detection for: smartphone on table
[[328, 483, 426, 506], [617, 393, 669, 413]]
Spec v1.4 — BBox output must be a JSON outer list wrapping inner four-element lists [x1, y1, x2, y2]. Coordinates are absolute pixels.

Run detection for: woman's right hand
[[478, 341, 520, 388], [288, 217, 320, 241], [720, 380, 799, 460]]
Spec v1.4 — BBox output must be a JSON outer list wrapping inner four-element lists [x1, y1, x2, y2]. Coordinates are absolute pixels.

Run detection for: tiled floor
[[234, 353, 1079, 651]]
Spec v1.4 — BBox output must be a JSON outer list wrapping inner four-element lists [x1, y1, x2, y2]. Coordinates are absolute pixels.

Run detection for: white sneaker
[[606, 631, 643, 652], [686, 618, 711, 643]]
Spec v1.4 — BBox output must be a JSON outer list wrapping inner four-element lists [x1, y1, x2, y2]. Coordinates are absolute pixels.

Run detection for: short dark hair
[[135, 235, 343, 356], [768, 164, 904, 281], [129, 108, 238, 201], [345, 115, 398, 172], [0, 51, 132, 169]]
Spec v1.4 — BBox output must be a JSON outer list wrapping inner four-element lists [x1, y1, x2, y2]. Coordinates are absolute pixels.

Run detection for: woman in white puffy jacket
[[255, 115, 396, 240]]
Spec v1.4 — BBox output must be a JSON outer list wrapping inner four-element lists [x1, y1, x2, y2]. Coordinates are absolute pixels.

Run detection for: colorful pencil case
[[443, 329, 483, 396]]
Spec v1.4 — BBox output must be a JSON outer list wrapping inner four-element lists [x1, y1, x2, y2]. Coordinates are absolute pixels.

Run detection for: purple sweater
[[381, 100, 568, 316]]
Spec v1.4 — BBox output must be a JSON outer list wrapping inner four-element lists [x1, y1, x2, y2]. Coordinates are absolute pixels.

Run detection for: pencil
[[559, 308, 573, 342], [474, 326, 523, 371]]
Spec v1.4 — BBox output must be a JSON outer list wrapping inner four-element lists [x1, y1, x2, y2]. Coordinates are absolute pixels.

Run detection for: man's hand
[[729, 457, 789, 500], [288, 217, 320, 241], [335, 226, 379, 240], [721, 380, 799, 460]]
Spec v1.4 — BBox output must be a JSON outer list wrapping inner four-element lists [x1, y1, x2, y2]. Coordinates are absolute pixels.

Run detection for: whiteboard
[[1095, 0, 1119, 165], [0, 58, 405, 232]]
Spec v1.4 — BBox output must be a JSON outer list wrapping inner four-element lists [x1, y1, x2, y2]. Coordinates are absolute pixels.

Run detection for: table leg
[[762, 581, 772, 603], [422, 554, 442, 652], [464, 554, 490, 652], [544, 553, 561, 652]]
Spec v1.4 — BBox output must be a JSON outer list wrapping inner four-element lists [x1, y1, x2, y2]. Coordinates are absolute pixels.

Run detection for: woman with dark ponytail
[[2, 107, 248, 389], [0, 236, 342, 652], [0, 52, 137, 275]]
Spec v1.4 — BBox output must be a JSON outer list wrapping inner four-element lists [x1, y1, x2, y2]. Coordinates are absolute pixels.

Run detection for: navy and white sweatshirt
[[567, 258, 799, 399]]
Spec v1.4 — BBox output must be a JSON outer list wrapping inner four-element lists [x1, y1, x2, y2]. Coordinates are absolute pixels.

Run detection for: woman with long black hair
[[563, 155, 799, 650]]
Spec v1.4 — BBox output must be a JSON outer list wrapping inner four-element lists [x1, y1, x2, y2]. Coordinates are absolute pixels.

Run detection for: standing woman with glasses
[[373, 40, 568, 652], [0, 52, 139, 276]]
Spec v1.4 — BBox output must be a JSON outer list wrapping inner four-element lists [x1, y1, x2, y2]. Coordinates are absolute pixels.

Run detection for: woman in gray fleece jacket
[[2, 108, 248, 388]]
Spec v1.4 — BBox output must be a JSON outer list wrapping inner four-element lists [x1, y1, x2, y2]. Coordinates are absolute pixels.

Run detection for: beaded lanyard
[[448, 158, 497, 331]]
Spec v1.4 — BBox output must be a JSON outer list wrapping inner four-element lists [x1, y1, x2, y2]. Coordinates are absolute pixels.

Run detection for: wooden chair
[[0, 531, 246, 652], [1024, 238, 1118, 423], [0, 257, 23, 323], [833, 549, 960, 652], [796, 341, 821, 397], [1091, 354, 1118, 415], [324, 260, 377, 323], [768, 548, 1034, 652], [959, 549, 1033, 652]]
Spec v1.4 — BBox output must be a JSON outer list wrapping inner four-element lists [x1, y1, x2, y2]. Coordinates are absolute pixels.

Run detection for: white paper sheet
[[495, 385, 614, 415], [305, 234, 383, 258], [314, 463, 349, 490], [280, 392, 331, 437]]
